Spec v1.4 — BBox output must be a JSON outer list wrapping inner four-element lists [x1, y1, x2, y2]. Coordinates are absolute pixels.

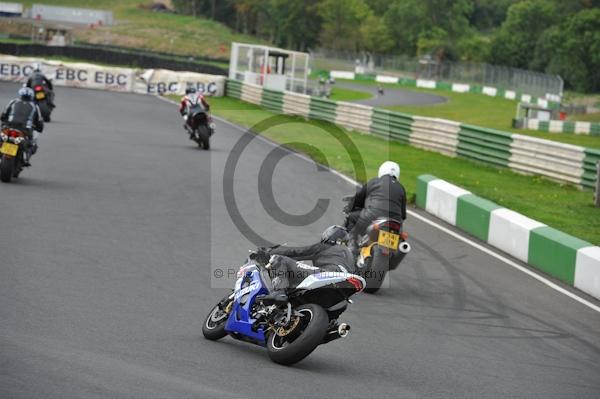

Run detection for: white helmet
[[378, 161, 400, 179]]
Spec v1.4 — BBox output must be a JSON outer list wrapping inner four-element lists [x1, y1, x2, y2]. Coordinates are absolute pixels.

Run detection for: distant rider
[[26, 64, 55, 108], [0, 87, 44, 166], [261, 225, 356, 304], [345, 161, 407, 247], [179, 87, 212, 138]]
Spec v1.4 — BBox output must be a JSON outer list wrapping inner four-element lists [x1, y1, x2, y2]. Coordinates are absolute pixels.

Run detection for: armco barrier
[[0, 42, 227, 76], [226, 80, 599, 189], [416, 175, 600, 299]]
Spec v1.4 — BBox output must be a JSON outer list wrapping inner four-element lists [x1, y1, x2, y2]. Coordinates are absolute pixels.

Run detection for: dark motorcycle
[[0, 127, 29, 183], [343, 196, 411, 293], [33, 84, 54, 122], [185, 103, 214, 150], [202, 248, 365, 365]]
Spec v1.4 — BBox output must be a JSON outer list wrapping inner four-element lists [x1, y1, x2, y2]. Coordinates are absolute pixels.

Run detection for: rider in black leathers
[[1, 87, 44, 165], [261, 225, 355, 304], [345, 161, 407, 247], [26, 66, 55, 108]]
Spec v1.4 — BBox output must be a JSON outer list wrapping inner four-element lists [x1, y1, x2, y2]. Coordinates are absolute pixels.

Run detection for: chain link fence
[[311, 48, 563, 98]]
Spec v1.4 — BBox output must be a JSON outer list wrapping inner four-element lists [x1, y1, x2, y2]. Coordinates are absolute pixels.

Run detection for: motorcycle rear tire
[[362, 248, 388, 294], [38, 101, 51, 122], [197, 125, 210, 150], [266, 303, 328, 365], [0, 155, 14, 183]]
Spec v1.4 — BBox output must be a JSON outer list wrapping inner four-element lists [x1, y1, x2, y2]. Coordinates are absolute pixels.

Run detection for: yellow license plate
[[35, 92, 46, 100], [1, 142, 18, 157], [378, 230, 400, 250]]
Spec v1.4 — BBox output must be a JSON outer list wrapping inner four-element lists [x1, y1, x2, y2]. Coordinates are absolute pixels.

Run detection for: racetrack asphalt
[[1, 82, 599, 399], [334, 81, 447, 107]]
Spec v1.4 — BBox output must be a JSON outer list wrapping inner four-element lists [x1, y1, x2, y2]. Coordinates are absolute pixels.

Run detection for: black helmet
[[321, 225, 349, 245], [185, 87, 197, 95]]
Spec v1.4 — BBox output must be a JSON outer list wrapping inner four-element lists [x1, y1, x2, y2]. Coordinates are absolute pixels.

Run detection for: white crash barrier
[[133, 69, 225, 96], [240, 82, 263, 105], [482, 86, 497, 97], [451, 83, 470, 93], [410, 116, 460, 157], [335, 102, 372, 132], [282, 92, 311, 118], [416, 79, 436, 89], [488, 209, 546, 262], [0, 55, 225, 97], [575, 247, 600, 299], [376, 75, 399, 84], [330, 70, 355, 80], [509, 135, 585, 185], [425, 179, 470, 225]]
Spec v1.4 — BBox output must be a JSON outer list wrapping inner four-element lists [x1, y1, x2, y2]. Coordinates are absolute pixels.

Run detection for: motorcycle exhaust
[[338, 323, 351, 338], [399, 241, 411, 254], [322, 323, 351, 343]]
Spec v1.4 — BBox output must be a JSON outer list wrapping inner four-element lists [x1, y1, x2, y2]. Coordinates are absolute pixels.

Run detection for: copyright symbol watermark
[[210, 113, 372, 288]]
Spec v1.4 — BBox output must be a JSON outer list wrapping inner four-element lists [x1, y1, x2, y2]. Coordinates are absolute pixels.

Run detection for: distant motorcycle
[[202, 248, 365, 365], [0, 126, 30, 183], [343, 196, 411, 293], [184, 102, 214, 150], [32, 84, 54, 122]]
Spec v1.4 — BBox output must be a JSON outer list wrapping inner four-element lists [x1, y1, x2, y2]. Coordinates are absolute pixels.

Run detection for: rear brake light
[[380, 221, 402, 231], [7, 130, 23, 138], [346, 277, 363, 292], [34, 85, 43, 91]]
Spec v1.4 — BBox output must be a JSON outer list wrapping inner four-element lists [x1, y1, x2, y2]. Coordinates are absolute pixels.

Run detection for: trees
[[489, 0, 559, 69], [360, 15, 394, 54], [533, 9, 600, 92], [317, 0, 372, 51], [168, 0, 600, 91], [384, 0, 474, 60]]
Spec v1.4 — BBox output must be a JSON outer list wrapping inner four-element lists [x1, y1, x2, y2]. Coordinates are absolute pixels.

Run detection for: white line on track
[[156, 95, 600, 313]]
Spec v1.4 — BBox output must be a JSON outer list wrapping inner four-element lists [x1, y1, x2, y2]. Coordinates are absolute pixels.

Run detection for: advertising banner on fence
[[0, 55, 134, 92], [0, 55, 225, 96], [134, 69, 225, 96]]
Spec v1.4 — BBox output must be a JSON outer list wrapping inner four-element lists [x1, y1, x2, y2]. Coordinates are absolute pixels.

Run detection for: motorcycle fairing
[[224, 268, 269, 343], [295, 272, 366, 291]]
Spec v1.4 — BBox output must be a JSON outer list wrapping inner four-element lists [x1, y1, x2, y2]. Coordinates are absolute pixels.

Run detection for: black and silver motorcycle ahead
[[0, 126, 30, 183], [185, 102, 214, 150], [343, 196, 411, 293], [32, 84, 54, 122]]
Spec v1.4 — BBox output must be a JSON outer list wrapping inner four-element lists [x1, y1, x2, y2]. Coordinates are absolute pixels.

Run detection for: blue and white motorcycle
[[202, 249, 366, 365]]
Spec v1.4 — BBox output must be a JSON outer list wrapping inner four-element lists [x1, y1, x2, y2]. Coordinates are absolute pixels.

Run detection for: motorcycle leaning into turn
[[202, 247, 365, 365]]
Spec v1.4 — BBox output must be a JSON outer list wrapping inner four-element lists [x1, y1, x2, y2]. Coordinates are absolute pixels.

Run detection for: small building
[[513, 102, 557, 128], [229, 42, 309, 94], [31, 23, 74, 46], [0, 2, 23, 17]]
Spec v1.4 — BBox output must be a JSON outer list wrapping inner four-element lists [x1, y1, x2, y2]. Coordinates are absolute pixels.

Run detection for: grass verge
[[11, 0, 263, 59], [329, 87, 372, 102], [341, 79, 600, 149], [205, 96, 599, 245]]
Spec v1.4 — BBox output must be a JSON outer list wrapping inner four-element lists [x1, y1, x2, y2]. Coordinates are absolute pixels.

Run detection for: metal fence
[[311, 48, 563, 98], [0, 42, 228, 76]]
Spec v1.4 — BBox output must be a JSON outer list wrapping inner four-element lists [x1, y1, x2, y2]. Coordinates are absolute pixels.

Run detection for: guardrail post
[[596, 161, 600, 208]]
